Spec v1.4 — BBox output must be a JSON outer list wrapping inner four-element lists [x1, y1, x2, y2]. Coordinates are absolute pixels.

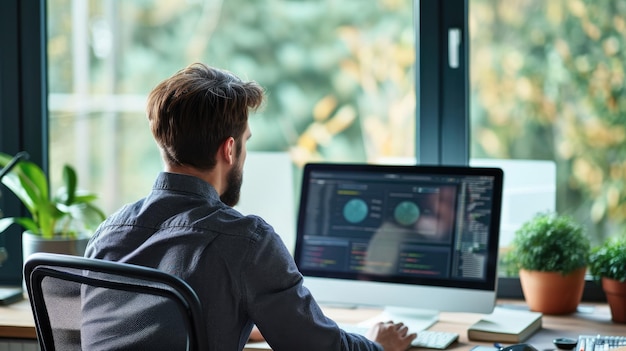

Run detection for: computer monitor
[[293, 163, 504, 330]]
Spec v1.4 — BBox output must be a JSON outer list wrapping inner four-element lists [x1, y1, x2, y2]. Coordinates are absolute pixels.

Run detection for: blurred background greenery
[[46, 0, 626, 261], [47, 0, 415, 211], [470, 0, 626, 243]]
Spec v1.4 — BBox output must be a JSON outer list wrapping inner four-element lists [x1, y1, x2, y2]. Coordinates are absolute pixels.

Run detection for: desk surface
[[2, 298, 623, 349], [0, 297, 36, 339], [246, 301, 625, 350], [247, 301, 625, 350], [425, 302, 624, 351]]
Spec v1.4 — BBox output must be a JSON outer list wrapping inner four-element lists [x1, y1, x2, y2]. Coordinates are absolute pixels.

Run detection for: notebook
[[467, 307, 542, 343]]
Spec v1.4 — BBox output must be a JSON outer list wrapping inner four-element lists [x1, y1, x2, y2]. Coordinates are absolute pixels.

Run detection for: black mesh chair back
[[24, 252, 208, 351]]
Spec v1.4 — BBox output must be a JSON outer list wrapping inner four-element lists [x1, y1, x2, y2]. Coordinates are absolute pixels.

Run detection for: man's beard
[[220, 163, 243, 207]]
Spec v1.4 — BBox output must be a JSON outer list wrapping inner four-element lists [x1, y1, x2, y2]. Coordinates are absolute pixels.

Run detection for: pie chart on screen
[[343, 198, 368, 223], [394, 200, 420, 226]]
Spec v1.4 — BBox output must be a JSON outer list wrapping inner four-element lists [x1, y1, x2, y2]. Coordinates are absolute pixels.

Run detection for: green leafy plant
[[0, 152, 106, 239], [588, 235, 626, 283], [507, 212, 590, 275]]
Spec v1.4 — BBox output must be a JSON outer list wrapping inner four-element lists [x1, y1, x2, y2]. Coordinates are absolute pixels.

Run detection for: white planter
[[21, 231, 90, 292], [22, 231, 90, 260]]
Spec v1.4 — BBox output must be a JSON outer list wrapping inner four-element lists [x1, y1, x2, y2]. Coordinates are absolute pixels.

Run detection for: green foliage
[[48, 0, 414, 162], [0, 152, 106, 239], [498, 248, 520, 277], [45, 0, 416, 214], [588, 235, 626, 282], [507, 212, 590, 275], [470, 0, 626, 242]]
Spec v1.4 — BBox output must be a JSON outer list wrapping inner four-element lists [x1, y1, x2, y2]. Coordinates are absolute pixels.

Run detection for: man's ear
[[220, 137, 236, 165]]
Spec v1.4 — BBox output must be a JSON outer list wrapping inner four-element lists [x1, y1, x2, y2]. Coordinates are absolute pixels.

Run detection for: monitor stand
[[357, 307, 439, 332]]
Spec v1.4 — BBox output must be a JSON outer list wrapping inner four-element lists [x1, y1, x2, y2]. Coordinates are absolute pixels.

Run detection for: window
[[469, 0, 623, 300], [8, 0, 468, 284], [9, 0, 611, 302], [46, 0, 417, 215], [469, 0, 626, 258]]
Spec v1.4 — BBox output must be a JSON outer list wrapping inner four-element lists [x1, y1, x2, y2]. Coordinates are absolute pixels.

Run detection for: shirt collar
[[153, 172, 219, 200]]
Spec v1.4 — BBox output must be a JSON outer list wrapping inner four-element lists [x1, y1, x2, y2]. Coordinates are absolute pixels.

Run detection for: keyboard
[[340, 323, 459, 349], [576, 335, 626, 351], [411, 330, 459, 349]]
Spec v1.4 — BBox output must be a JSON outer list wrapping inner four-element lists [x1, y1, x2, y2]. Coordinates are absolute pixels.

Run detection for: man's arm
[[242, 222, 384, 351]]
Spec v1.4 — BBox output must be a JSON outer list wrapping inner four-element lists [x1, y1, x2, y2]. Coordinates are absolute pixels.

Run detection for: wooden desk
[[246, 300, 625, 350], [1, 299, 623, 349], [0, 298, 36, 339], [428, 301, 624, 351]]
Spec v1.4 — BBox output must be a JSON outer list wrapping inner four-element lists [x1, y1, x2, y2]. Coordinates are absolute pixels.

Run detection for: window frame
[[418, 0, 469, 166], [0, 0, 605, 302], [0, 0, 48, 284]]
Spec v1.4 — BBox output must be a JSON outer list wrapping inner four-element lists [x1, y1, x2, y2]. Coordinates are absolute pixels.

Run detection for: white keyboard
[[577, 335, 626, 351], [411, 330, 459, 349], [340, 324, 459, 349]]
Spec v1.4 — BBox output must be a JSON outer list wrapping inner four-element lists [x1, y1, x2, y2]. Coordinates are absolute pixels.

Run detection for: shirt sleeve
[[241, 219, 383, 351]]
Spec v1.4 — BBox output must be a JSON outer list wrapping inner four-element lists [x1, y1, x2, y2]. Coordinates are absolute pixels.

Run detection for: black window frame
[[418, 0, 469, 167], [0, 0, 48, 284]]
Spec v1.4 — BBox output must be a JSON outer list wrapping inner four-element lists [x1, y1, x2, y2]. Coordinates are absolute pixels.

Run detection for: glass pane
[[469, 1, 626, 262], [47, 0, 416, 216]]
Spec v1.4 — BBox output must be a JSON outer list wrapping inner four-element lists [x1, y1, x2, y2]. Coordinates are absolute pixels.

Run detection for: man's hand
[[367, 321, 417, 351]]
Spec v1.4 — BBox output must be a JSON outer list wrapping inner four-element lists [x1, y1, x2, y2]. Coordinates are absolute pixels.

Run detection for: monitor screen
[[294, 163, 504, 329]]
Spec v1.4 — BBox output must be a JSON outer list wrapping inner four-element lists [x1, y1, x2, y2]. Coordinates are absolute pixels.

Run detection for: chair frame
[[24, 252, 208, 351]]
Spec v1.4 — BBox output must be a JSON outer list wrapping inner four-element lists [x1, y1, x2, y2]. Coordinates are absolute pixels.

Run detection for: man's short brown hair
[[147, 63, 264, 169]]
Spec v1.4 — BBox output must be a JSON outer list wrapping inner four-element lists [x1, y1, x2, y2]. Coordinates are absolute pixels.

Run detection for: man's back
[[85, 172, 384, 350], [85, 172, 291, 349]]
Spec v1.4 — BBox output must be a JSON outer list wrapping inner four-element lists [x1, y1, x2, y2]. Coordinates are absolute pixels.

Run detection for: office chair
[[24, 252, 208, 351]]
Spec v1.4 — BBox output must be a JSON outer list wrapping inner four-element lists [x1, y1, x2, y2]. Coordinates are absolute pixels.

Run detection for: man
[[85, 62, 416, 350]]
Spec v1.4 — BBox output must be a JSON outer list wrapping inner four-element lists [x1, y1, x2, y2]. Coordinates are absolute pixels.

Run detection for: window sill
[[496, 277, 607, 302]]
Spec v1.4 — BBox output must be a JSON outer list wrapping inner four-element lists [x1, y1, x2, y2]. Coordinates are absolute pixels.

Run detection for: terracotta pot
[[602, 277, 626, 323], [519, 268, 586, 315]]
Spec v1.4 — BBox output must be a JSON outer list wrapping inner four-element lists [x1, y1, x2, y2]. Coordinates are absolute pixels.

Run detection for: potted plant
[[588, 235, 626, 323], [0, 151, 106, 259], [507, 212, 590, 315]]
